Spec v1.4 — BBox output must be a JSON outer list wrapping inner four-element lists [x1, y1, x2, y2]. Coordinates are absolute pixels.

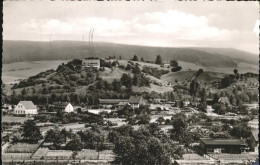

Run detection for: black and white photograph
[[2, 1, 259, 164]]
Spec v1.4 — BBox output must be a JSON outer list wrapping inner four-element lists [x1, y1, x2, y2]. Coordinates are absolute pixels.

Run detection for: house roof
[[52, 102, 71, 108], [99, 99, 128, 104], [218, 97, 231, 105], [200, 138, 246, 146], [251, 130, 259, 142], [19, 101, 36, 109], [129, 96, 142, 104]]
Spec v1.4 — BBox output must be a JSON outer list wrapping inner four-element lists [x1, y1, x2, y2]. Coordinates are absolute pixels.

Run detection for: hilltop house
[[52, 102, 74, 113], [218, 97, 231, 106], [82, 59, 100, 69], [128, 95, 145, 109], [199, 138, 246, 154], [14, 101, 38, 115]]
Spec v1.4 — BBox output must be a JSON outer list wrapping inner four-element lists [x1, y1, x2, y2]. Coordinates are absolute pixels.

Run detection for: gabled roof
[[200, 138, 246, 146], [19, 101, 36, 109], [251, 130, 259, 142], [218, 97, 231, 105], [128, 96, 142, 104]]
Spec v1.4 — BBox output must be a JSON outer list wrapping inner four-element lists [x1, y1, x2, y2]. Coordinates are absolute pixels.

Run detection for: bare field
[[2, 60, 68, 84]]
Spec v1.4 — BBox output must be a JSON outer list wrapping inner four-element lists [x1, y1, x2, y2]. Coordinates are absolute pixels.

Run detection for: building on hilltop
[[82, 59, 100, 69], [51, 102, 74, 113], [14, 101, 38, 115], [199, 138, 246, 154]]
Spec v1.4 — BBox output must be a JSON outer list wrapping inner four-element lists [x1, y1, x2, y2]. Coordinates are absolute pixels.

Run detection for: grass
[[161, 70, 227, 84], [2, 153, 32, 160], [6, 143, 40, 153], [76, 150, 114, 160], [2, 116, 31, 124], [45, 150, 72, 159], [132, 84, 173, 93]]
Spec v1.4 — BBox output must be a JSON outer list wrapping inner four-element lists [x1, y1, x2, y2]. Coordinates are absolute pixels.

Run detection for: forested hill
[[3, 40, 258, 67]]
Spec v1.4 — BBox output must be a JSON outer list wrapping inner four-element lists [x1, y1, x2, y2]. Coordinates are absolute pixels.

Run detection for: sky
[[3, 1, 259, 54]]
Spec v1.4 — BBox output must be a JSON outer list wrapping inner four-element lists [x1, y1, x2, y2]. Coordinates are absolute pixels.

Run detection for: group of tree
[[109, 124, 184, 165], [11, 120, 42, 144], [142, 66, 169, 79]]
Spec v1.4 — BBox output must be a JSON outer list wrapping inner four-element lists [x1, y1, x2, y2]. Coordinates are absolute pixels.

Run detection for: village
[[1, 57, 259, 165]]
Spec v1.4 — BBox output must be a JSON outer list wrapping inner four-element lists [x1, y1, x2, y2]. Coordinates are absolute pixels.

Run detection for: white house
[[52, 102, 74, 113], [82, 59, 100, 69], [14, 101, 38, 115]]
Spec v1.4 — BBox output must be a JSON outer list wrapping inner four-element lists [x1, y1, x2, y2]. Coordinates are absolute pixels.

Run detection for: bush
[[171, 66, 182, 72]]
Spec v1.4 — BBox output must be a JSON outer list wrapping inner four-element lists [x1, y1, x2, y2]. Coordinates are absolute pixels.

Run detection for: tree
[[234, 69, 239, 79], [11, 132, 22, 144], [121, 74, 133, 88], [171, 114, 187, 135], [22, 120, 42, 143], [230, 123, 251, 139], [212, 103, 227, 115], [132, 65, 141, 74], [21, 88, 26, 95], [155, 55, 162, 65], [42, 87, 49, 95], [170, 60, 178, 68], [133, 55, 139, 61], [112, 79, 122, 92], [171, 66, 182, 72], [141, 57, 144, 62], [114, 136, 135, 164], [65, 139, 83, 151], [133, 74, 140, 86], [156, 117, 165, 125]]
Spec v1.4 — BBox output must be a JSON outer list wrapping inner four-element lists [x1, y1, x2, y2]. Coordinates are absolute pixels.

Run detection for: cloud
[[20, 10, 257, 51]]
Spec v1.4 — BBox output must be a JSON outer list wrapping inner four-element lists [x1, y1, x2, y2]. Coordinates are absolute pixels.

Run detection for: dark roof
[[218, 97, 231, 105], [251, 130, 259, 142], [200, 138, 246, 146], [19, 101, 37, 109], [129, 96, 142, 104], [52, 102, 71, 108], [99, 99, 128, 104]]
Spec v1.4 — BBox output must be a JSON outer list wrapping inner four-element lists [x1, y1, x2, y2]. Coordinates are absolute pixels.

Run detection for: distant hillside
[[3, 40, 257, 67]]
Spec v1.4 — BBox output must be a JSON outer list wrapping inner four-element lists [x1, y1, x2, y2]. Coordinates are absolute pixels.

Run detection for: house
[[249, 129, 259, 152], [163, 63, 170, 68], [117, 102, 130, 108], [52, 102, 74, 113], [128, 95, 144, 109], [199, 138, 246, 154], [183, 100, 190, 107], [82, 59, 100, 69], [14, 101, 38, 115], [218, 97, 231, 106]]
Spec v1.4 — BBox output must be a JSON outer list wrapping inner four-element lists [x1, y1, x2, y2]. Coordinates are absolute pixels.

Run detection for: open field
[[76, 150, 114, 160], [6, 143, 40, 153], [2, 60, 68, 84], [2, 115, 31, 124]]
